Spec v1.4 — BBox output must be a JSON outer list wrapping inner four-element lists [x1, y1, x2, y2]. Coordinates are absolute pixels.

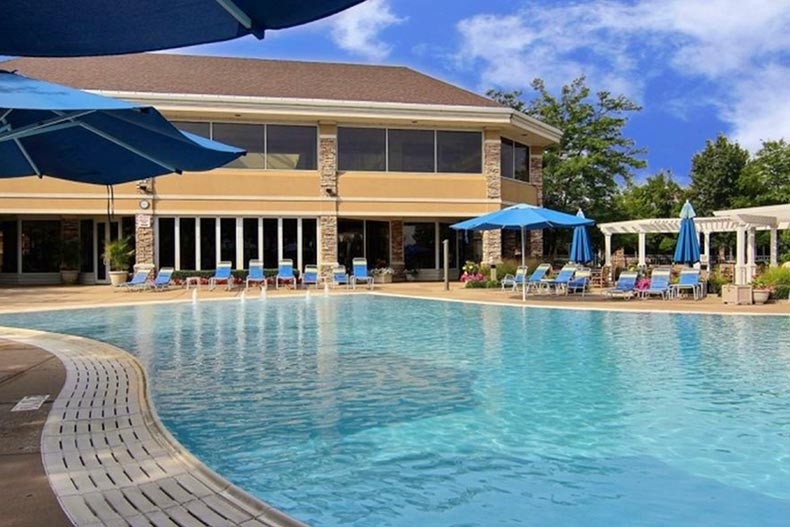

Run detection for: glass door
[[94, 220, 121, 283]]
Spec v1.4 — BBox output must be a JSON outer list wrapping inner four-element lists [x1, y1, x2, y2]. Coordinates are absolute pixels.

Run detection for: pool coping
[[0, 325, 311, 527]]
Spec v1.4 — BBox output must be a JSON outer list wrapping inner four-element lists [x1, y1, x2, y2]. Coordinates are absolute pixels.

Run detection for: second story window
[[437, 131, 481, 173], [266, 125, 317, 170], [338, 127, 386, 171], [501, 138, 530, 182], [212, 123, 265, 169], [388, 129, 434, 172]]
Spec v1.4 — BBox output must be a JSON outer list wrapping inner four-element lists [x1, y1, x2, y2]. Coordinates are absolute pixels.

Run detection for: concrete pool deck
[[0, 282, 787, 526]]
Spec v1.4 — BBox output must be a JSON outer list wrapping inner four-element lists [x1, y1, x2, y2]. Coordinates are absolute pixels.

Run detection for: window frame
[[500, 136, 531, 182]]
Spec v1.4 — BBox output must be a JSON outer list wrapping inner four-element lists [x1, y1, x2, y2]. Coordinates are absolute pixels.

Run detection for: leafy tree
[[736, 140, 790, 207], [488, 76, 646, 255], [688, 134, 749, 215]]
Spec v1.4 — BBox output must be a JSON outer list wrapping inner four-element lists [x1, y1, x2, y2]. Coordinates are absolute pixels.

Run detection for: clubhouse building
[[0, 54, 561, 284]]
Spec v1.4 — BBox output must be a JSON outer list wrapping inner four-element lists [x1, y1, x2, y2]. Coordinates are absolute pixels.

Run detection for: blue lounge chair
[[567, 268, 591, 297], [524, 263, 551, 294], [501, 265, 529, 291], [116, 264, 153, 291], [208, 261, 234, 291], [245, 259, 267, 290], [301, 264, 320, 289], [640, 268, 671, 299], [351, 258, 374, 290], [332, 264, 350, 288], [276, 259, 296, 289], [604, 270, 638, 300], [670, 268, 702, 300], [145, 267, 174, 291], [541, 264, 577, 295]]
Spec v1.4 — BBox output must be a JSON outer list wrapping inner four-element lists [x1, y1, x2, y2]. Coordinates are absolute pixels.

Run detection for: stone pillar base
[[482, 230, 502, 265], [529, 230, 543, 259], [135, 214, 154, 265], [319, 215, 338, 274]]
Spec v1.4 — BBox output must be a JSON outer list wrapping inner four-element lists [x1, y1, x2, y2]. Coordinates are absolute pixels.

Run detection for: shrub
[[465, 279, 500, 288], [753, 266, 790, 299], [707, 270, 731, 295]]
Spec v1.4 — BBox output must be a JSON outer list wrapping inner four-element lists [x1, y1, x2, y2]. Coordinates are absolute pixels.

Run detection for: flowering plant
[[462, 260, 479, 274], [751, 276, 774, 292], [371, 267, 394, 276], [460, 271, 485, 283]]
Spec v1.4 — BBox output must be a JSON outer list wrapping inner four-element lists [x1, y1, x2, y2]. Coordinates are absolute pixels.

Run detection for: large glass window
[[338, 127, 386, 171], [0, 220, 18, 273], [243, 218, 259, 267], [266, 125, 317, 170], [200, 218, 216, 270], [365, 220, 390, 268], [174, 121, 211, 138], [501, 138, 530, 181], [213, 123, 265, 169], [301, 219, 317, 267], [437, 131, 481, 173], [80, 220, 93, 273], [158, 218, 175, 268], [262, 219, 278, 267], [220, 218, 236, 268], [388, 129, 435, 172], [337, 219, 364, 270], [438, 223, 458, 269], [404, 222, 436, 270], [21, 220, 61, 272], [282, 219, 298, 263], [179, 218, 196, 270]]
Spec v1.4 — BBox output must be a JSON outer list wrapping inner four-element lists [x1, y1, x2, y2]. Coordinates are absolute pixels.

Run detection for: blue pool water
[[2, 296, 790, 526]]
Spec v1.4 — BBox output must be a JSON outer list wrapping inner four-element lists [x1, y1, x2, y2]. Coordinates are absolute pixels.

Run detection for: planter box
[[721, 284, 752, 305], [375, 274, 393, 284]]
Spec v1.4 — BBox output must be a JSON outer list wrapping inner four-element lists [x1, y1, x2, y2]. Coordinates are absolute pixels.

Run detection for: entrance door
[[94, 220, 121, 284]]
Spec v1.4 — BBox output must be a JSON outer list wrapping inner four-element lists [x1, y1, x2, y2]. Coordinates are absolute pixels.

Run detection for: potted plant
[[371, 267, 394, 283], [751, 276, 772, 305], [404, 268, 419, 281], [103, 237, 134, 286], [59, 238, 81, 285]]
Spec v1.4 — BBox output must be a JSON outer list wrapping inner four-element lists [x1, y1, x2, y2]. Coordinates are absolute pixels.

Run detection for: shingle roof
[[3, 54, 501, 108]]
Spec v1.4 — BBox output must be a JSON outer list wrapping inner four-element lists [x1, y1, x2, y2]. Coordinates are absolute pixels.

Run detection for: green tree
[[688, 134, 749, 215], [616, 171, 686, 253], [736, 139, 790, 207], [488, 76, 646, 255]]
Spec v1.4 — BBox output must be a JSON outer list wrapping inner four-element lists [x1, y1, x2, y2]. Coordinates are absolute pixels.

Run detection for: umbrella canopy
[[673, 200, 701, 264], [451, 203, 595, 266], [0, 0, 366, 57], [569, 209, 594, 264], [0, 71, 244, 185]]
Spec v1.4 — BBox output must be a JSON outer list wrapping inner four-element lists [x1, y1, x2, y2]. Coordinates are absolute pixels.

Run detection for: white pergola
[[598, 203, 790, 285]]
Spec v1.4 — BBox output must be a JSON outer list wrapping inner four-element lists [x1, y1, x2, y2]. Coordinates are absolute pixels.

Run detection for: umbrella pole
[[521, 227, 526, 302]]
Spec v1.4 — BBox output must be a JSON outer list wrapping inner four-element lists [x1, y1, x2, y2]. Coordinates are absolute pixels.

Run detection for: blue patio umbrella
[[569, 209, 594, 264], [0, 0, 366, 57], [451, 203, 595, 266], [0, 71, 244, 185], [673, 200, 701, 264]]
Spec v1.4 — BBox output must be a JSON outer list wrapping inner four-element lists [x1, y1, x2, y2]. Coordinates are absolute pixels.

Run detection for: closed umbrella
[[0, 0, 365, 57], [673, 200, 701, 264], [569, 209, 594, 264], [0, 70, 244, 185]]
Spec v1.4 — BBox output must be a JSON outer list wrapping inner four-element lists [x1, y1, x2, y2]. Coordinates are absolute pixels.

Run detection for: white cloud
[[329, 0, 405, 61], [455, 0, 790, 149]]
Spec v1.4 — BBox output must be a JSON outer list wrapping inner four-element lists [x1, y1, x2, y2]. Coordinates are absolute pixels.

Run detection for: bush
[[754, 266, 790, 299], [707, 270, 731, 295], [465, 279, 500, 289]]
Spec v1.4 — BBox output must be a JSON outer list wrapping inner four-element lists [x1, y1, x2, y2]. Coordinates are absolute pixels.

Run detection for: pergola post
[[637, 232, 646, 268], [746, 227, 757, 284], [702, 231, 711, 270], [770, 226, 779, 267], [735, 227, 746, 285], [604, 233, 612, 268]]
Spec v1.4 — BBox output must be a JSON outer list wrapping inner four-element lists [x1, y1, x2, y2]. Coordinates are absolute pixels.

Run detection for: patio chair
[[604, 270, 638, 300], [145, 267, 174, 291], [567, 268, 591, 297], [640, 267, 671, 299], [208, 261, 234, 291], [275, 259, 296, 289], [524, 263, 551, 294], [331, 264, 350, 288], [351, 258, 374, 290], [245, 259, 267, 290], [670, 268, 702, 300], [116, 264, 153, 291], [501, 265, 529, 292], [541, 264, 577, 295], [301, 264, 320, 289]]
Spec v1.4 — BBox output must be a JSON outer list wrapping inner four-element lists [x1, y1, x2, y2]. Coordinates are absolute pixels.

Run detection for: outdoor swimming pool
[[2, 295, 790, 527]]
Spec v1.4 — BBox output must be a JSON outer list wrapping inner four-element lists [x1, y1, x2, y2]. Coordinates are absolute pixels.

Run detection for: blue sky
[[6, 0, 788, 184]]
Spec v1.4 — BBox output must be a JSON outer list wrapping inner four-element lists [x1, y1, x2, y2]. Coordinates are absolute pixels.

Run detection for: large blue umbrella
[[569, 209, 594, 264], [673, 200, 701, 264], [0, 71, 244, 185], [451, 203, 595, 266], [0, 1, 365, 57]]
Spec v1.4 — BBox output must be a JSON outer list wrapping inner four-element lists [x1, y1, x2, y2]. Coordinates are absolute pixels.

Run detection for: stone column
[[770, 226, 779, 267], [483, 136, 502, 264], [318, 216, 337, 274], [390, 220, 405, 280], [318, 124, 339, 275], [529, 147, 544, 257], [319, 128, 338, 196], [135, 213, 154, 265]]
